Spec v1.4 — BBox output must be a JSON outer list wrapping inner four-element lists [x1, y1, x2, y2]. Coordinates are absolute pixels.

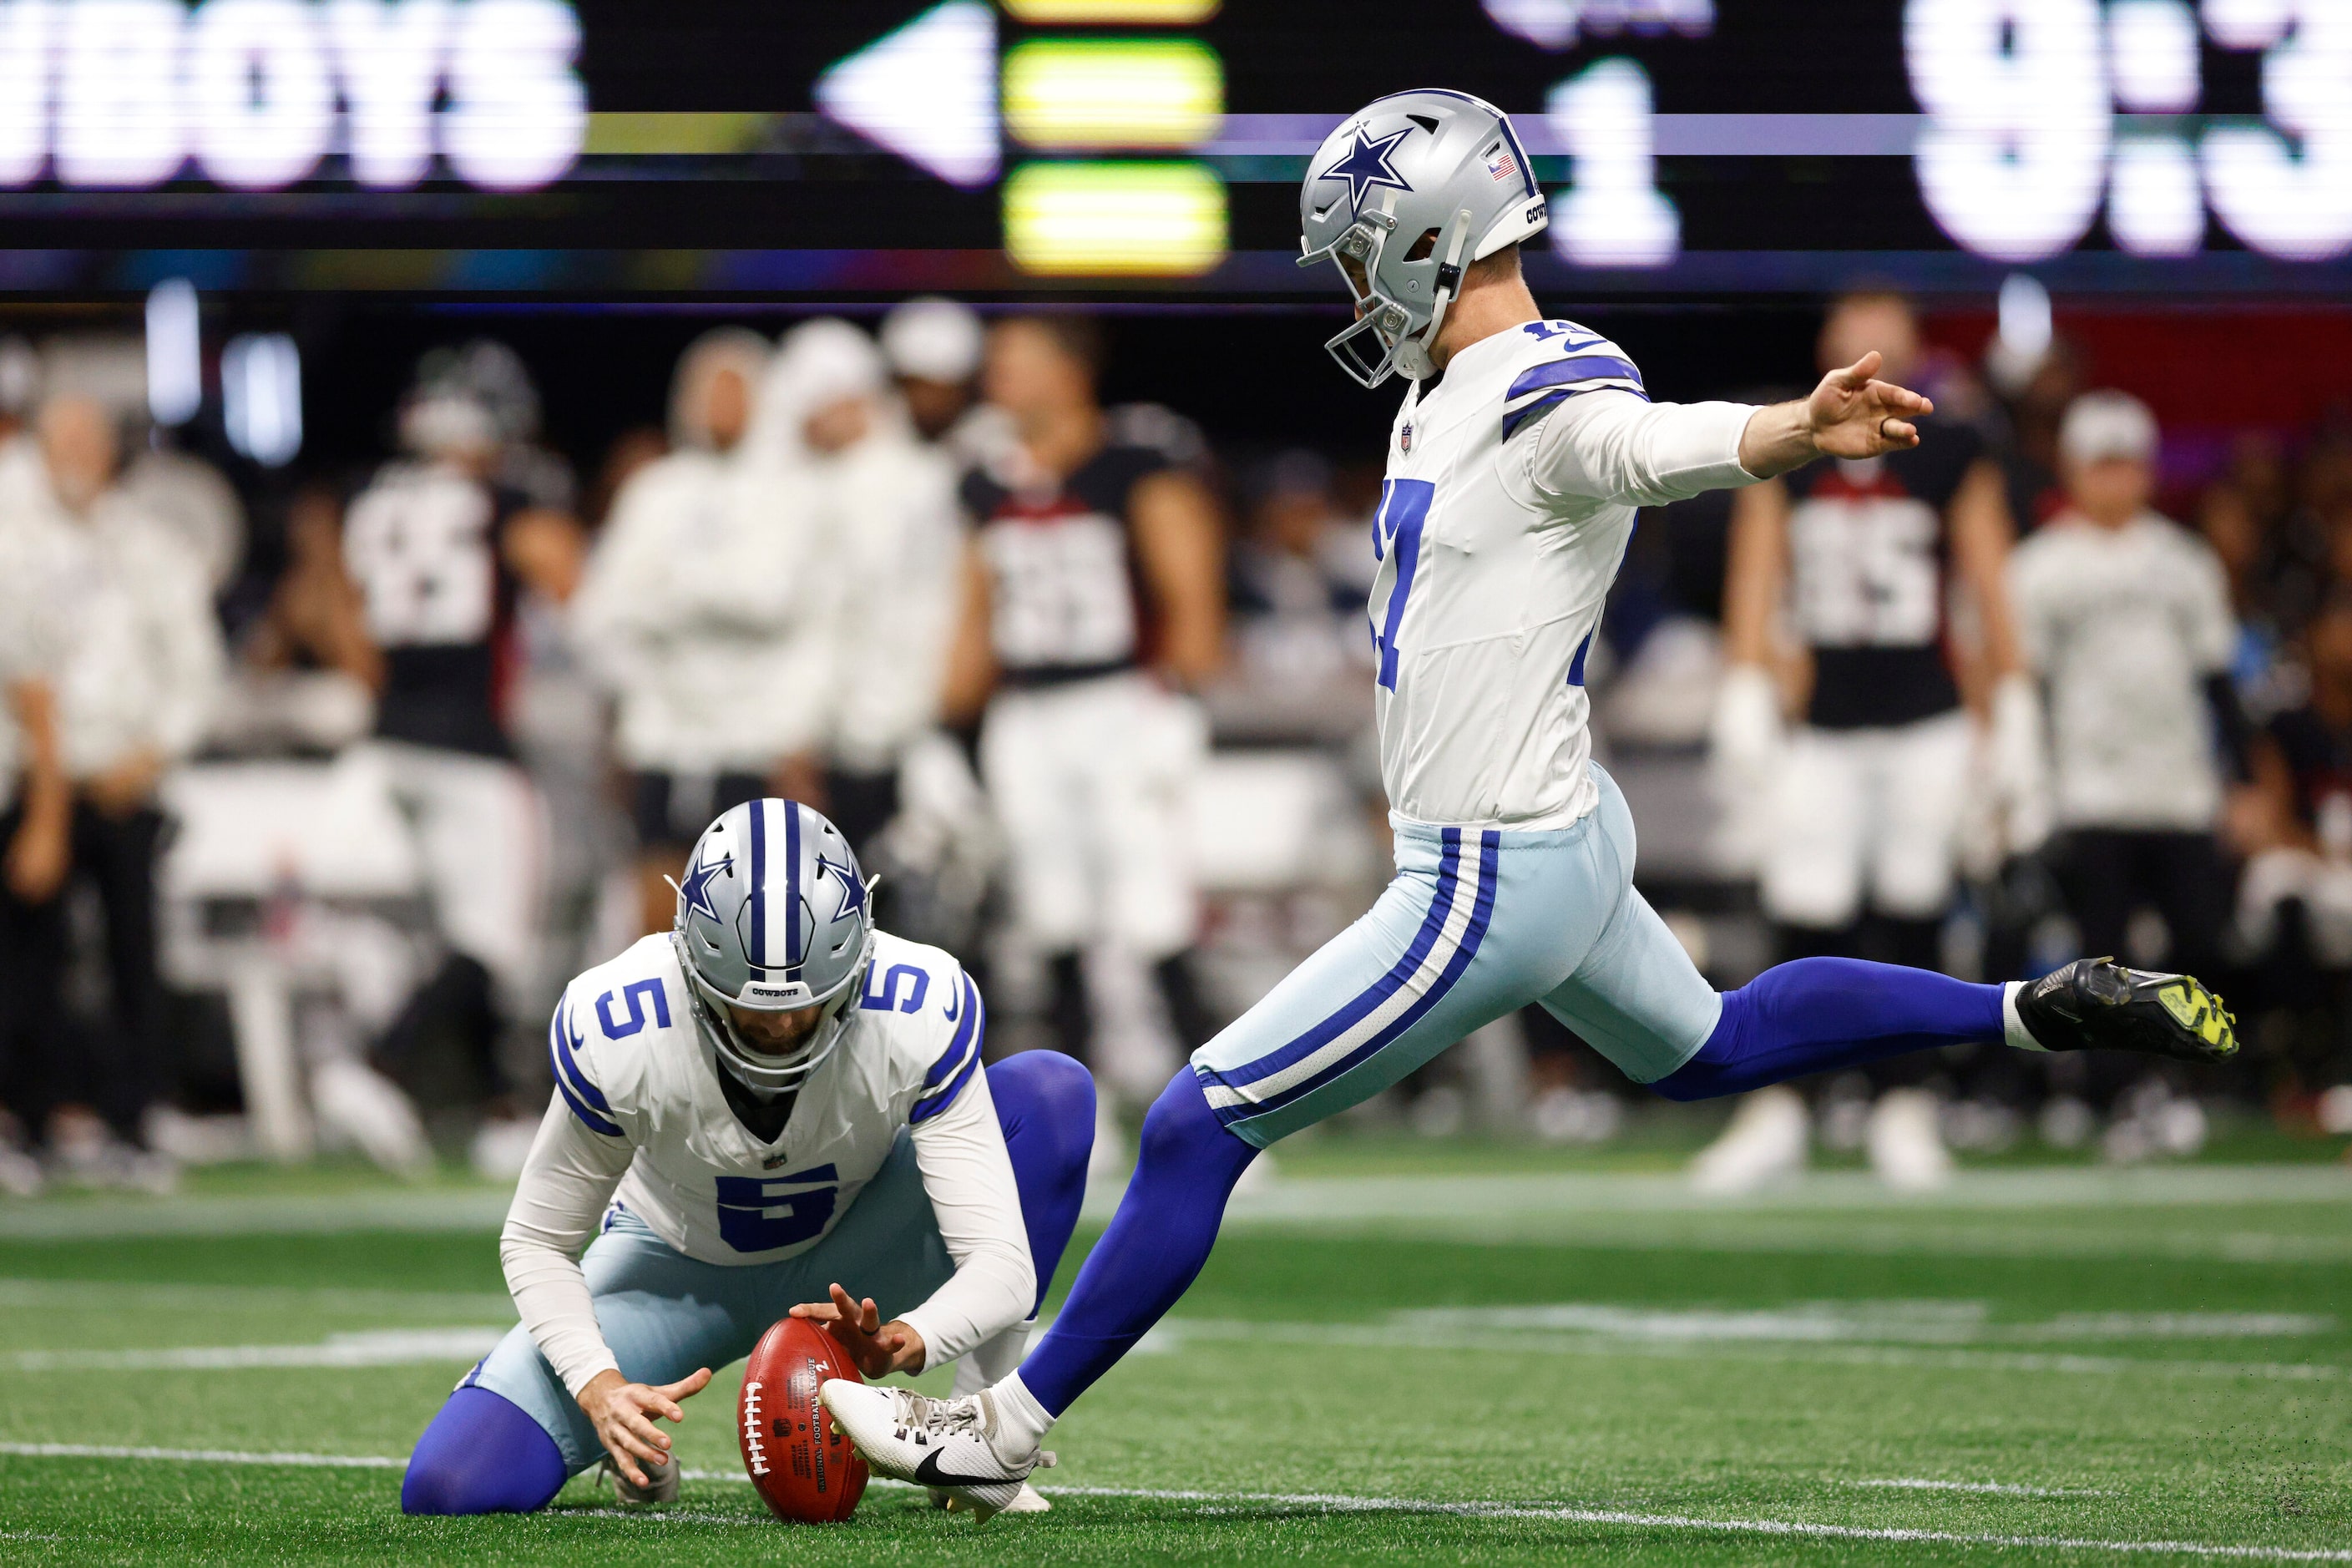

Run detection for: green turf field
[[4, 1135, 2351, 1565]]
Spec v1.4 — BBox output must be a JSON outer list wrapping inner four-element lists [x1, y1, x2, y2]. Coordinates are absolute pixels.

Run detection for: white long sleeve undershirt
[[498, 1067, 1036, 1399], [1525, 388, 1760, 509], [499, 1097, 631, 1395]]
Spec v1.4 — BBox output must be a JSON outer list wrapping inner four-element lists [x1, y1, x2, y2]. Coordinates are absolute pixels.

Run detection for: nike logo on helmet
[[914, 1449, 1011, 1489]]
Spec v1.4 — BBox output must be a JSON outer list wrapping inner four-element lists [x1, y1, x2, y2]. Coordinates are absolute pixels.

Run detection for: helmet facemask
[[1298, 199, 1474, 389], [673, 925, 875, 1096], [665, 797, 879, 1099]]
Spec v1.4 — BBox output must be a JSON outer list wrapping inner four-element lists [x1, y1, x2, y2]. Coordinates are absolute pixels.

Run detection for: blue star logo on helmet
[[815, 854, 867, 922], [1317, 125, 1414, 217], [678, 850, 731, 926]]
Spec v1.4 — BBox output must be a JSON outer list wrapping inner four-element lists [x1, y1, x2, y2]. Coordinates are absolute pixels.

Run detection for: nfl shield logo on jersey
[[1400, 422, 1414, 453]]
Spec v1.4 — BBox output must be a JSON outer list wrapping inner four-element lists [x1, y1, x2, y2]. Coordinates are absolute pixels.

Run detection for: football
[[737, 1317, 870, 1523]]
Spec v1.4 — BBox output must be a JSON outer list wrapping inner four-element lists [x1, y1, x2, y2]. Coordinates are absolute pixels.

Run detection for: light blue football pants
[[468, 1130, 960, 1475], [1194, 763, 1722, 1147]]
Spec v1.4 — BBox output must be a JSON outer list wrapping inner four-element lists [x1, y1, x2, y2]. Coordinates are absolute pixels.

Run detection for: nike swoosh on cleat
[[914, 1449, 1011, 1490]]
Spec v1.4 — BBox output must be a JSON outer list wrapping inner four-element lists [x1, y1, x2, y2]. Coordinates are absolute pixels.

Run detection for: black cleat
[[2013, 959, 2237, 1065]]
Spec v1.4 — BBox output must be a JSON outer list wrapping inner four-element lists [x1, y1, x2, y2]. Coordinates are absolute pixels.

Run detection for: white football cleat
[[818, 1381, 1050, 1522], [932, 1482, 1051, 1515], [1688, 1085, 1808, 1195]]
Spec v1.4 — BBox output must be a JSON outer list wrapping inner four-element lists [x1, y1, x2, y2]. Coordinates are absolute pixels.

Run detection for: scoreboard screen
[[0, 0, 2344, 297]]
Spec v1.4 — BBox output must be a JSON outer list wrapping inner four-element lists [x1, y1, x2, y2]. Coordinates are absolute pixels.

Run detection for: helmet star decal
[[678, 849, 731, 926], [1317, 124, 1414, 217], [816, 853, 867, 922]]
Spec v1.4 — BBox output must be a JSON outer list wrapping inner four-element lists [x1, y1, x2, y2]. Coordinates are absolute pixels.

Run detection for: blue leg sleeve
[[1018, 1068, 1257, 1415], [1652, 957, 2005, 1103], [401, 1384, 570, 1515], [984, 1051, 1096, 1315]]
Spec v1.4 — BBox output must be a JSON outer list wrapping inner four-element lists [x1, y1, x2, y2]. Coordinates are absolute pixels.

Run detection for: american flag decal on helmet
[[1485, 147, 1518, 183]]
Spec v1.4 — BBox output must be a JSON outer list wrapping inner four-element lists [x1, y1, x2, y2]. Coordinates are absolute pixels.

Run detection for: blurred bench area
[[5, 290, 2352, 1200]]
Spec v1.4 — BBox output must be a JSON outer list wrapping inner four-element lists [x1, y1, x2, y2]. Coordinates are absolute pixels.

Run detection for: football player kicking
[[400, 800, 1093, 1515], [822, 88, 2240, 1519]]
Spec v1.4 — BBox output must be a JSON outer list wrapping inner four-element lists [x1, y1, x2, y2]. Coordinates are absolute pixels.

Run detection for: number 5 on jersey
[[1370, 479, 1434, 690]]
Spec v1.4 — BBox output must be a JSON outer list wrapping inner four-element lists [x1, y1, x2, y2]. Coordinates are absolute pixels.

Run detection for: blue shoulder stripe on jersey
[[549, 1004, 622, 1137], [1506, 353, 1643, 402], [911, 1039, 983, 1125], [556, 1075, 623, 1137], [548, 999, 611, 1114], [911, 979, 986, 1124], [921, 974, 980, 1090], [1500, 379, 1651, 442], [1502, 390, 1568, 442]]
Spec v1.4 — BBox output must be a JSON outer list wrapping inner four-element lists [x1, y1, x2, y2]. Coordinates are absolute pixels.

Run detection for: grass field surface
[[3, 1135, 2349, 1565]]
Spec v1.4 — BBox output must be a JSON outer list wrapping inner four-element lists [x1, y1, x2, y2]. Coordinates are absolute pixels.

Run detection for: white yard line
[[1203, 1166, 2352, 1225], [3, 1166, 2343, 1243], [5, 1328, 510, 1372], [12, 1313, 2342, 1382], [0, 1190, 516, 1241], [1130, 1317, 2352, 1383], [1855, 1477, 2110, 1497], [3, 1443, 2341, 1560], [0, 1442, 404, 1469], [0, 1277, 515, 1317]]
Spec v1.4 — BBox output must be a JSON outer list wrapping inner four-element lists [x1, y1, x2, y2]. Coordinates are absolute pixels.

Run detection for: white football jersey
[[550, 929, 985, 1267], [1370, 319, 1756, 828]]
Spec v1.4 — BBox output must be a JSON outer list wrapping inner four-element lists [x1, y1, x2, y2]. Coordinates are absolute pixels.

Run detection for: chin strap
[[1401, 209, 1475, 379]]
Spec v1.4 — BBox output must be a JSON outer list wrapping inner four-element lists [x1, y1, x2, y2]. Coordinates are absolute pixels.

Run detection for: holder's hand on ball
[[577, 1365, 712, 1489], [791, 1282, 928, 1378]]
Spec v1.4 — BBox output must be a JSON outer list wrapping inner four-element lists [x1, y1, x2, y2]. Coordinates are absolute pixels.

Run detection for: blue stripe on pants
[[1190, 766, 1723, 1147]]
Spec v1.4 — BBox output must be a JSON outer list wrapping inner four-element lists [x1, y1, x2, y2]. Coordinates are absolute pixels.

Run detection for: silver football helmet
[[670, 799, 877, 1094], [1297, 89, 1550, 388]]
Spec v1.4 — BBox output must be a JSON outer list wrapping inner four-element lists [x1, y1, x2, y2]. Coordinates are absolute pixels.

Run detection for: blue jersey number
[[860, 963, 929, 1014], [595, 979, 671, 1039], [1370, 478, 1434, 691], [714, 1166, 839, 1253]]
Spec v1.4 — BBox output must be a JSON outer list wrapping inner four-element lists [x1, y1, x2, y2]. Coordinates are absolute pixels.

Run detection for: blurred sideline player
[[2012, 392, 2245, 995], [882, 296, 1013, 471], [343, 347, 583, 1172], [943, 315, 1227, 1151], [399, 799, 1092, 1516], [0, 567, 66, 1196], [787, 319, 964, 865], [822, 89, 2240, 1516], [1, 397, 224, 1191], [574, 327, 781, 937], [1701, 290, 2043, 1192]]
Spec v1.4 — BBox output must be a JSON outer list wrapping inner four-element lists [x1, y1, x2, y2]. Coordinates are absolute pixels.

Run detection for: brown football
[[738, 1316, 869, 1523]]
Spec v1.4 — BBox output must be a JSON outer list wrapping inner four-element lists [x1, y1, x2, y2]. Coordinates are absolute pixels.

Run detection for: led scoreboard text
[[0, 0, 2340, 274], [1516, 0, 2352, 266], [0, 0, 584, 190]]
